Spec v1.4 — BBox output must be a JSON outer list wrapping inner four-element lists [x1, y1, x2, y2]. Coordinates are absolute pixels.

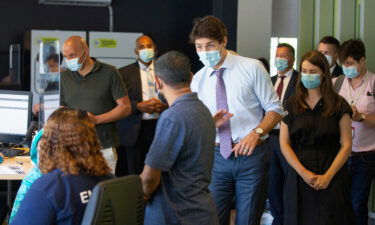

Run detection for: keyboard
[[0, 147, 25, 158]]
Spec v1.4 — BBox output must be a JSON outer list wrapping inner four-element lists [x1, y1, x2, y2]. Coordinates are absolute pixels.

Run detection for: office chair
[[81, 175, 145, 225]]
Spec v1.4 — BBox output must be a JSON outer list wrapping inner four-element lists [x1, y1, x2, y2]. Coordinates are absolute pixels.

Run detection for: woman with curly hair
[[280, 50, 355, 225], [11, 108, 112, 225]]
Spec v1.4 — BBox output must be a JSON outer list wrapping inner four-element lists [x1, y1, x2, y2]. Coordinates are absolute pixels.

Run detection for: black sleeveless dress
[[282, 98, 355, 225]]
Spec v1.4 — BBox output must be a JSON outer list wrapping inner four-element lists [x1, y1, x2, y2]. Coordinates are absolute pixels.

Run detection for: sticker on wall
[[36, 37, 59, 44], [94, 39, 117, 48]]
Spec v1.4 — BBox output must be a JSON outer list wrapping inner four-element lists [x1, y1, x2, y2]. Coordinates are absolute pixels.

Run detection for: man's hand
[[137, 99, 160, 113], [32, 104, 41, 116], [213, 110, 233, 128], [87, 112, 98, 124], [153, 98, 168, 113], [351, 105, 362, 121], [232, 130, 260, 157]]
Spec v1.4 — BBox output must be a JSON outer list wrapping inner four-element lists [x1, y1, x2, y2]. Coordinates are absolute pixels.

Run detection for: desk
[[0, 157, 32, 207]]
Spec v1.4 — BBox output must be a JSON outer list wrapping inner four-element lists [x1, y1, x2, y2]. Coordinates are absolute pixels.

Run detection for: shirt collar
[[171, 92, 198, 107], [208, 50, 235, 77], [91, 59, 101, 72], [72, 58, 100, 78], [344, 69, 370, 89], [277, 68, 293, 77], [138, 60, 154, 71], [358, 70, 370, 85]]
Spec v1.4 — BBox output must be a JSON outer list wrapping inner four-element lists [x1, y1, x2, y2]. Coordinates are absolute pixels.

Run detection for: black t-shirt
[[283, 97, 352, 147], [11, 169, 113, 225], [60, 59, 127, 148]]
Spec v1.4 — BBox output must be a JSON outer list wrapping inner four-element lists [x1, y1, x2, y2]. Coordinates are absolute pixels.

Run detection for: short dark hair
[[319, 36, 340, 50], [154, 51, 191, 88], [189, 15, 228, 43], [277, 43, 295, 57], [339, 39, 366, 63]]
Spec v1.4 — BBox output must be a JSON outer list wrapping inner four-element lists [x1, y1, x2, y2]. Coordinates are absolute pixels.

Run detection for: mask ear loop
[[78, 49, 87, 64]]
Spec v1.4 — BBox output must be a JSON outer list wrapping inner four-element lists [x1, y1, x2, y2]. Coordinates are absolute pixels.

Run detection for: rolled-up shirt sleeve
[[251, 61, 285, 116]]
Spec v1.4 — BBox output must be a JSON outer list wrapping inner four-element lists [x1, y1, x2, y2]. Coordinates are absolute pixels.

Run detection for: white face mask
[[324, 54, 333, 65]]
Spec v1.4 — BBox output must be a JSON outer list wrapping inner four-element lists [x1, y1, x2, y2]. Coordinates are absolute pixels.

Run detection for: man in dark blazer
[[116, 35, 167, 176], [318, 36, 343, 78], [268, 43, 298, 225]]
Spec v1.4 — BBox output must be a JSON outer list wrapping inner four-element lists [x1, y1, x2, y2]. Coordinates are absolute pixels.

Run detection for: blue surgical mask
[[139, 48, 155, 63], [274, 57, 289, 71], [197, 50, 221, 68], [65, 50, 85, 72], [342, 65, 359, 79], [301, 73, 321, 89], [324, 54, 333, 65]]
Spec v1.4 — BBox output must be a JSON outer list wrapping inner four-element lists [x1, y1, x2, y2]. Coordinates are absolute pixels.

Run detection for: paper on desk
[[0, 165, 25, 175]]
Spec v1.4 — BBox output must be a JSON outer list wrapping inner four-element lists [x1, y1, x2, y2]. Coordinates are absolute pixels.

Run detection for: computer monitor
[[0, 90, 32, 144], [40, 91, 59, 124]]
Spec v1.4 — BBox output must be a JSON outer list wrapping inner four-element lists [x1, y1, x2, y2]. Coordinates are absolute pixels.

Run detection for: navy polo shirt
[[11, 169, 112, 225], [144, 93, 219, 225]]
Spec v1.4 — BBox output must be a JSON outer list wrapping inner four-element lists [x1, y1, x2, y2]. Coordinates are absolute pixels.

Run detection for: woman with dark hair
[[11, 108, 112, 225], [279, 50, 355, 225]]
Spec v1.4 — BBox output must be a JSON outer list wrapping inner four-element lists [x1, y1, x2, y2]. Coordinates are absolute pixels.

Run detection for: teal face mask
[[139, 48, 155, 63], [197, 50, 221, 67], [65, 50, 85, 72], [274, 57, 289, 71], [301, 73, 321, 89], [342, 65, 359, 79]]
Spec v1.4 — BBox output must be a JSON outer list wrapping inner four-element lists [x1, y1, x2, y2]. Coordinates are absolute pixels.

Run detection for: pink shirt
[[335, 70, 375, 152]]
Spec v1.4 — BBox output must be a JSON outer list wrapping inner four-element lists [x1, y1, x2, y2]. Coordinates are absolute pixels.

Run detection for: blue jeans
[[267, 134, 287, 225], [209, 144, 269, 225], [348, 152, 375, 225]]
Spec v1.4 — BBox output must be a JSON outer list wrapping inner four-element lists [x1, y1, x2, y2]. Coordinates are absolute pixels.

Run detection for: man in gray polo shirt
[[140, 51, 219, 225], [60, 36, 131, 172]]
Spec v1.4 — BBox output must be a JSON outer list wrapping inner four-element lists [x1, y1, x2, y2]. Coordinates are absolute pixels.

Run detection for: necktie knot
[[276, 75, 286, 99], [215, 68, 225, 78]]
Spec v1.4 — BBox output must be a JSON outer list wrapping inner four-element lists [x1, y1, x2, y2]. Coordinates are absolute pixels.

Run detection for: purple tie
[[215, 68, 232, 159]]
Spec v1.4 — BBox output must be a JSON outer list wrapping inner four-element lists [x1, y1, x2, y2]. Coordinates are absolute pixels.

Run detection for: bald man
[[117, 35, 167, 176], [60, 36, 131, 172]]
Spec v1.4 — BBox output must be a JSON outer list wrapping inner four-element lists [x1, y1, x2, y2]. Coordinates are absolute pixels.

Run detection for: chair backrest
[[81, 175, 145, 225]]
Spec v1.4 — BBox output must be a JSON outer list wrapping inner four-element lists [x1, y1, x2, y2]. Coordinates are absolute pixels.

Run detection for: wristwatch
[[254, 127, 264, 137], [359, 113, 366, 122]]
